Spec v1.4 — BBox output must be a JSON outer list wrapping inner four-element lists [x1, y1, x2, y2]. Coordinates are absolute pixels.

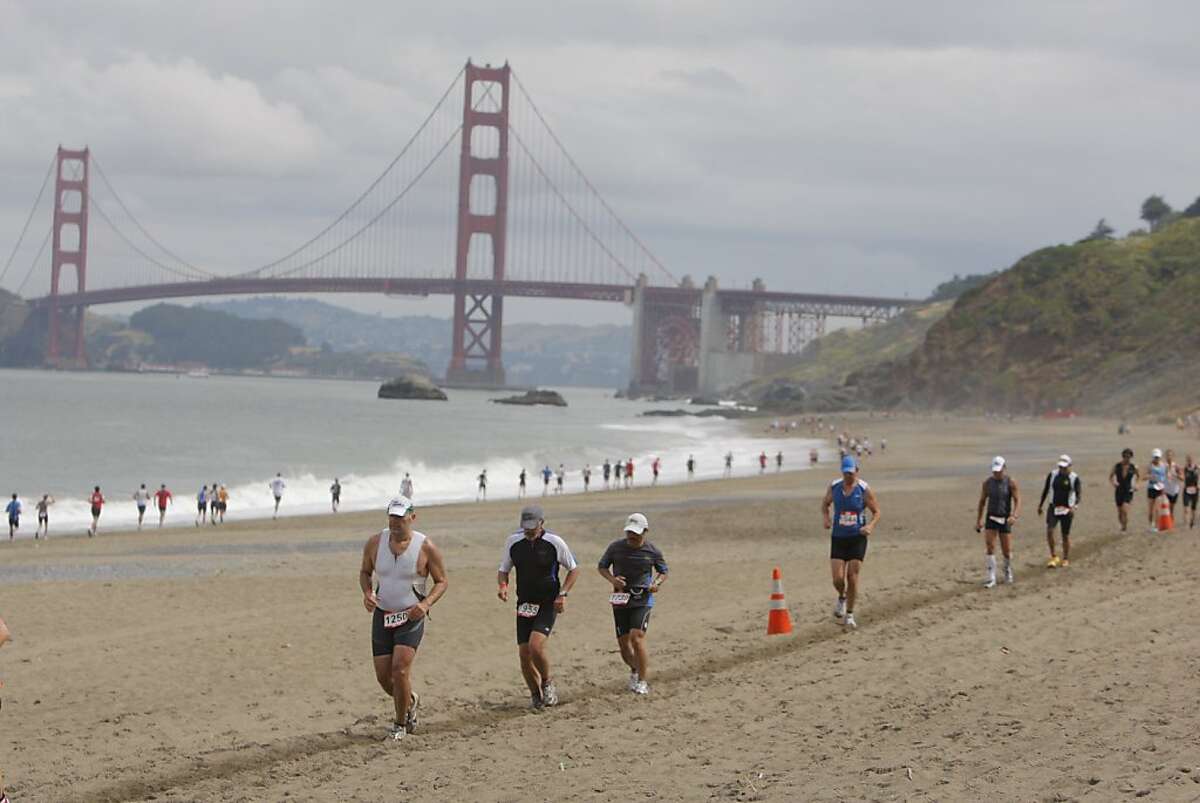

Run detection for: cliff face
[[860, 219, 1200, 416]]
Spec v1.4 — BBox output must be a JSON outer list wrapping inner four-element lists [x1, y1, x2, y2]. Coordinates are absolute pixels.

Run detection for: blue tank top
[[1149, 462, 1167, 490], [831, 479, 869, 538]]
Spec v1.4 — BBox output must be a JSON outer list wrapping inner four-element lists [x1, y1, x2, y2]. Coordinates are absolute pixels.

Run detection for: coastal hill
[[859, 218, 1200, 416]]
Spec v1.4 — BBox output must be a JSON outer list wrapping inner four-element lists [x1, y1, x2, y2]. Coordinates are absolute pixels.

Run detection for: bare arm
[[597, 565, 626, 591], [862, 487, 881, 536], [408, 540, 448, 622], [1009, 478, 1021, 521], [821, 486, 834, 530], [0, 616, 10, 647], [359, 535, 378, 611], [976, 481, 988, 529], [497, 571, 510, 601]]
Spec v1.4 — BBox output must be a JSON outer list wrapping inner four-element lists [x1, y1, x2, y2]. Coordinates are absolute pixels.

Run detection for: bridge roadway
[[29, 277, 916, 318]]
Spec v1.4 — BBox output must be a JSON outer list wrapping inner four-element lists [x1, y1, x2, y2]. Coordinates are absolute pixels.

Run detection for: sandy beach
[[2, 415, 1199, 802]]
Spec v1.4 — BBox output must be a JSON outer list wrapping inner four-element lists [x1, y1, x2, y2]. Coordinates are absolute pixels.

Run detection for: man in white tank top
[[359, 496, 449, 741]]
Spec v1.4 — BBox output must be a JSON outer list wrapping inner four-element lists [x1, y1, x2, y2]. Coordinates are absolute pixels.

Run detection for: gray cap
[[519, 505, 544, 529]]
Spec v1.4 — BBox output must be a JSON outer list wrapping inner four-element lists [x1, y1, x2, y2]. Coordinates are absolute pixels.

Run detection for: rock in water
[[491, 389, 567, 407], [378, 375, 448, 401]]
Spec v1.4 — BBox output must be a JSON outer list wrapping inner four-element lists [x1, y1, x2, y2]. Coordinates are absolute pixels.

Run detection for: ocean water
[[0, 369, 826, 536]]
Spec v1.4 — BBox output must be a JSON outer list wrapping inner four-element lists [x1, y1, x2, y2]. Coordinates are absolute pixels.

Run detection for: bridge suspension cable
[[90, 155, 218, 279], [236, 65, 468, 279], [510, 70, 677, 286], [0, 152, 56, 286]]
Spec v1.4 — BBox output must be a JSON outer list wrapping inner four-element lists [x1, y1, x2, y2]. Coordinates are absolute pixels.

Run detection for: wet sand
[[2, 415, 1199, 801]]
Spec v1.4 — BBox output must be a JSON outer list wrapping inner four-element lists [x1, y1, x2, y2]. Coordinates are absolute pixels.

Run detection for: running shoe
[[387, 721, 406, 741], [530, 693, 544, 710], [1046, 557, 1060, 568], [1004, 565, 1015, 584], [843, 612, 857, 630], [833, 596, 847, 619], [982, 576, 997, 589], [627, 671, 640, 691], [1059, 559, 1070, 568], [541, 680, 559, 707], [405, 691, 420, 733], [632, 680, 649, 695]]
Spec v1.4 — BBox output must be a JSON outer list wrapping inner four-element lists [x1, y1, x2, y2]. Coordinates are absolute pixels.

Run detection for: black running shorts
[[1115, 489, 1134, 507], [515, 601, 557, 644], [371, 608, 425, 656], [612, 605, 653, 637], [830, 535, 868, 562], [1185, 493, 1198, 509], [1045, 510, 1074, 537]]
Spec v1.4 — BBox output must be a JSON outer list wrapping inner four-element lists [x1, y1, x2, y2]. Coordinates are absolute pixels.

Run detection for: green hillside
[[860, 218, 1200, 416]]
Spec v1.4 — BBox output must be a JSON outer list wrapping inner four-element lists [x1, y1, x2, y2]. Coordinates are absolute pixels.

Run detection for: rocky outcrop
[[378, 374, 448, 400], [492, 389, 567, 407]]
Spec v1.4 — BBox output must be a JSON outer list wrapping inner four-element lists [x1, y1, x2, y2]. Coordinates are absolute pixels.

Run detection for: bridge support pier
[[447, 61, 510, 387], [47, 146, 90, 368]]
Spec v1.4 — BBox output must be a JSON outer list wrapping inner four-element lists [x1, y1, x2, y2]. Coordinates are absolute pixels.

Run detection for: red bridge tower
[[47, 146, 90, 368], [447, 62, 510, 386]]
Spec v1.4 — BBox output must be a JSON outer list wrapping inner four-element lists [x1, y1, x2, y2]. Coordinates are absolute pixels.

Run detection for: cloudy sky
[[1, 0, 1198, 324]]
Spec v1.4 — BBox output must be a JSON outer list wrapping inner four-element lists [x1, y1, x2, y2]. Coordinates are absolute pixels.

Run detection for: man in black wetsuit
[[975, 456, 1020, 587], [497, 506, 579, 709], [1038, 455, 1082, 568], [1108, 448, 1139, 532], [597, 513, 668, 695]]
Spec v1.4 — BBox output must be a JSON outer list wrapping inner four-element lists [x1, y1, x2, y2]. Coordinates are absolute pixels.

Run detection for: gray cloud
[[2, 1, 1198, 322]]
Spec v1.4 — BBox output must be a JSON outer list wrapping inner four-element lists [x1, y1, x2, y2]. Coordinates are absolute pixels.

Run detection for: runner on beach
[[759, 451, 768, 473], [1038, 455, 1081, 568], [195, 485, 208, 527], [723, 452, 733, 478], [686, 455, 695, 480], [270, 474, 286, 519], [518, 469, 527, 498], [776, 451, 783, 471], [360, 495, 448, 741], [1184, 455, 1199, 529], [216, 484, 229, 523], [132, 484, 151, 530], [497, 505, 579, 709], [597, 513, 668, 695], [603, 459, 612, 489], [1165, 449, 1184, 522], [330, 478, 341, 512], [1146, 448, 1167, 531], [625, 458, 634, 489], [975, 456, 1020, 587], [88, 486, 104, 537], [35, 494, 53, 538], [822, 455, 880, 630], [555, 464, 565, 495], [541, 465, 553, 496], [651, 457, 661, 486], [154, 485, 172, 527], [614, 461, 623, 488], [209, 484, 220, 525], [1109, 449, 1139, 532], [401, 473, 414, 500], [582, 465, 591, 492], [809, 448, 818, 466], [477, 469, 488, 502], [5, 495, 19, 540]]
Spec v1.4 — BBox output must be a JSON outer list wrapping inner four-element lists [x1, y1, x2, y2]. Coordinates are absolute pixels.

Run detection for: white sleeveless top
[[375, 530, 427, 612]]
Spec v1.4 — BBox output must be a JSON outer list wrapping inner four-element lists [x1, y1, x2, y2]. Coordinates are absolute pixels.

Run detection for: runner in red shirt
[[88, 486, 105, 537], [154, 484, 173, 528], [625, 458, 634, 489]]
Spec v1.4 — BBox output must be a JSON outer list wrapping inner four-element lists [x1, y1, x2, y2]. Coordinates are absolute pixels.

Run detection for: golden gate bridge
[[0, 61, 914, 394]]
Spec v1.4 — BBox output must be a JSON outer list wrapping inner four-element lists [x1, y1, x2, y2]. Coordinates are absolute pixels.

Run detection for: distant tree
[[1079, 218, 1115, 243], [1182, 196, 1200, 218], [1140, 195, 1173, 231]]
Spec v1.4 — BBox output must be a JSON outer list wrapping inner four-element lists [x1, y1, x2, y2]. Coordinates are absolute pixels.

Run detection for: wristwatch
[[557, 592, 569, 598]]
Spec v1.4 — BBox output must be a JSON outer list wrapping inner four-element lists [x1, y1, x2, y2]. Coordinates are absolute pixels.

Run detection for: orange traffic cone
[[767, 566, 793, 635], [1156, 494, 1174, 532]]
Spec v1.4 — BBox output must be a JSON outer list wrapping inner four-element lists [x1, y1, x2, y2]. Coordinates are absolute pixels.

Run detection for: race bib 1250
[[382, 610, 409, 629]]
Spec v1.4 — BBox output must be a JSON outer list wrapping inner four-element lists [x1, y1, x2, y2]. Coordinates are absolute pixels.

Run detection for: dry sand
[[2, 415, 1200, 802]]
